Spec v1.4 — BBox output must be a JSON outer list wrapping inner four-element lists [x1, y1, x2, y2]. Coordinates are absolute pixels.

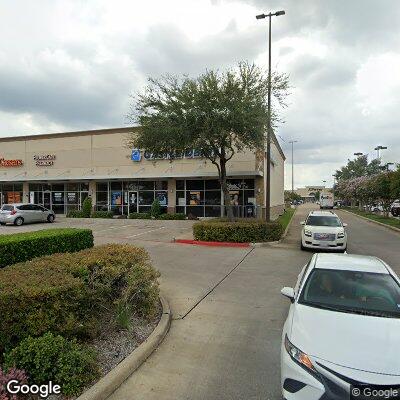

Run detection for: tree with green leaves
[[127, 62, 289, 220], [284, 190, 302, 203], [335, 155, 381, 181]]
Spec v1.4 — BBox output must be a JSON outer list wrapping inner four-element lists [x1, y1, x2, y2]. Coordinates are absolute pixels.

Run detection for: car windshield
[[306, 216, 342, 227], [1, 205, 14, 211], [299, 269, 400, 318]]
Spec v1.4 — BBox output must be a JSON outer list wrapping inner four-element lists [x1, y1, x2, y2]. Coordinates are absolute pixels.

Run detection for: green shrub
[[66, 209, 85, 218], [193, 220, 284, 243], [0, 244, 159, 353], [4, 333, 99, 397], [91, 210, 114, 218], [0, 228, 94, 268], [82, 197, 92, 218], [128, 212, 151, 219], [150, 199, 162, 218], [157, 213, 186, 220]]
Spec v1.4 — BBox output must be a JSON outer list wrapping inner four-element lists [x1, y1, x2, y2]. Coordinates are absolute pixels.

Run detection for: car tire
[[0, 222, 5, 226], [47, 214, 55, 223], [14, 217, 24, 226]]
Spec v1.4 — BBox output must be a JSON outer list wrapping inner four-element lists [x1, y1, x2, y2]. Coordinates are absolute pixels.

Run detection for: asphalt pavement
[[3, 205, 398, 399]]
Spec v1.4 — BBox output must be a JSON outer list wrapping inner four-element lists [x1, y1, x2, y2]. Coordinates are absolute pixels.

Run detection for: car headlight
[[337, 231, 345, 239], [285, 335, 319, 378], [304, 229, 312, 237]]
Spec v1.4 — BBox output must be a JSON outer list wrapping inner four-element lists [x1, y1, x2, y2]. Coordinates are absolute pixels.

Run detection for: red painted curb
[[174, 239, 250, 248]]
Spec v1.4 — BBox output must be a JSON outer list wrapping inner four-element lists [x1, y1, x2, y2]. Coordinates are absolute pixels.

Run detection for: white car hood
[[291, 304, 400, 375]]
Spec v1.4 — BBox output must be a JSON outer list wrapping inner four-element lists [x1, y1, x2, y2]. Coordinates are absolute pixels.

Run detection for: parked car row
[[0, 203, 55, 226]]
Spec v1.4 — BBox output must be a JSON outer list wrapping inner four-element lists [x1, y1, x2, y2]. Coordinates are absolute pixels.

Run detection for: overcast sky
[[1, 0, 399, 189]]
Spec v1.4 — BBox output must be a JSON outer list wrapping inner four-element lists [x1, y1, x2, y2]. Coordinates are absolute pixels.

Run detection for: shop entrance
[[43, 192, 51, 210], [128, 191, 138, 214]]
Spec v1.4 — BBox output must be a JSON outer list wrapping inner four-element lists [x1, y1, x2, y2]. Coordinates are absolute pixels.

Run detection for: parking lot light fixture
[[256, 9, 285, 221]]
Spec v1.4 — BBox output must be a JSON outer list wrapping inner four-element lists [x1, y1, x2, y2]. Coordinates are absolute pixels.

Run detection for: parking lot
[[2, 205, 400, 399]]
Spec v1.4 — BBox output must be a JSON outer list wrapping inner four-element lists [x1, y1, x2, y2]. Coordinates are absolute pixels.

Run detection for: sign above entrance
[[131, 149, 141, 162], [0, 158, 23, 167], [34, 154, 56, 167]]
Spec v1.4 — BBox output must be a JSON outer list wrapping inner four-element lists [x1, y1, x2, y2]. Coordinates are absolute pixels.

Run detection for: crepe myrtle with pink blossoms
[[335, 170, 400, 216]]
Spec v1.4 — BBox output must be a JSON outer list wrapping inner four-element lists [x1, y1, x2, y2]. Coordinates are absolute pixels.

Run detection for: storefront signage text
[[34, 154, 56, 167], [0, 158, 23, 167]]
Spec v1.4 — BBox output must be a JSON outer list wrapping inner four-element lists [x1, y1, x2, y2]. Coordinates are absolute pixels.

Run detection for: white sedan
[[281, 253, 400, 400], [301, 211, 347, 252]]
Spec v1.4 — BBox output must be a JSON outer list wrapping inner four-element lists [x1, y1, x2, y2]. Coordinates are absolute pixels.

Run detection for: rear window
[[1, 205, 14, 211], [306, 216, 341, 227]]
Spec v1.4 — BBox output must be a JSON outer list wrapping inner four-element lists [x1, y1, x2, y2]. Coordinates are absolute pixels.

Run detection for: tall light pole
[[374, 145, 387, 160], [354, 152, 363, 157], [288, 140, 298, 193], [256, 9, 285, 221]]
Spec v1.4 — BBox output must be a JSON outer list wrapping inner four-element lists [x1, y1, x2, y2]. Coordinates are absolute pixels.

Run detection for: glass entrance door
[[128, 192, 138, 214], [43, 192, 51, 210]]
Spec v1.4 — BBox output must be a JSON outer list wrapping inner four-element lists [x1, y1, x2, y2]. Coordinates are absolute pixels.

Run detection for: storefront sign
[[131, 149, 141, 162], [34, 154, 56, 167], [0, 158, 23, 167]]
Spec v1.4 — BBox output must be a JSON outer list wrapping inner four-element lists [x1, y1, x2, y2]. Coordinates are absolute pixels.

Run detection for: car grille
[[313, 233, 336, 241]]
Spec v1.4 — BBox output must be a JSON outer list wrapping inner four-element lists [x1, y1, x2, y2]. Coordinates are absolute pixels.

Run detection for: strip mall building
[[0, 127, 285, 218]]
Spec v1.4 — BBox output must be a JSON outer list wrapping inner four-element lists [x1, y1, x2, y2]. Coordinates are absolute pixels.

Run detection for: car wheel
[[14, 217, 24, 226], [0, 222, 5, 226], [47, 214, 55, 223]]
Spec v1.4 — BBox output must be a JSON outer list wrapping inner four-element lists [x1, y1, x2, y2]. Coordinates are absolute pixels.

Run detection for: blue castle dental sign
[[131, 149, 141, 162]]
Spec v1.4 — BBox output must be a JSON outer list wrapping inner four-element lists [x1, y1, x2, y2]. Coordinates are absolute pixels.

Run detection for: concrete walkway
[[108, 210, 311, 400]]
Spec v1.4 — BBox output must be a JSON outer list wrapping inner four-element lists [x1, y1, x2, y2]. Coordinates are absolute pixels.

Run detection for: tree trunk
[[220, 159, 234, 221]]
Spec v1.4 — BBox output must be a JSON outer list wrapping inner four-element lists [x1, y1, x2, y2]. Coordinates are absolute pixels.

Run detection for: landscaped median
[[0, 228, 94, 268], [179, 208, 296, 246], [342, 207, 400, 231], [0, 243, 162, 398]]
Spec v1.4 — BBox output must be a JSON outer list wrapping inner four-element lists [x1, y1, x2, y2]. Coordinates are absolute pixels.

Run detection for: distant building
[[295, 186, 333, 203]]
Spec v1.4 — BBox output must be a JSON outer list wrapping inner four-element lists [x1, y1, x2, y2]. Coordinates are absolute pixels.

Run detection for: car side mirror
[[300, 221, 305, 226], [281, 287, 295, 302], [343, 223, 348, 227]]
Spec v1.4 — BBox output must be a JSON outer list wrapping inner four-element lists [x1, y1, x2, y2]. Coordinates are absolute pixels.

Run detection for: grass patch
[[343, 207, 400, 228], [276, 207, 296, 231]]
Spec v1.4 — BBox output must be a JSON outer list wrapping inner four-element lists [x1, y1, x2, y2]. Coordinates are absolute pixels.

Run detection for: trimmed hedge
[[0, 228, 94, 268], [193, 220, 284, 243], [91, 210, 114, 218], [4, 333, 99, 396], [0, 244, 159, 353], [66, 210, 86, 218], [158, 213, 186, 220], [129, 212, 151, 219]]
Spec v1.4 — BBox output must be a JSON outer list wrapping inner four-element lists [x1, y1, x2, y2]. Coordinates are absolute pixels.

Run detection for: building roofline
[[271, 132, 286, 160], [0, 126, 138, 142]]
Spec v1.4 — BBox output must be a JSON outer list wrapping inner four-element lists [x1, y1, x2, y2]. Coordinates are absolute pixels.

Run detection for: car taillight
[[10, 209, 17, 215]]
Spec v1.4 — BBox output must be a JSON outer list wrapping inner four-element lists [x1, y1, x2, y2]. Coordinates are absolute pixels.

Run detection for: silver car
[[0, 203, 55, 226]]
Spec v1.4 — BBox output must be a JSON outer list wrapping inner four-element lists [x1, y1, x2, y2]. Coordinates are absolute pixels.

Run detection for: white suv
[[301, 211, 347, 252]]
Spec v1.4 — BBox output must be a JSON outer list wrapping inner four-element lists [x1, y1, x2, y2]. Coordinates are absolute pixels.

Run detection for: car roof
[[308, 210, 338, 217], [313, 253, 389, 274]]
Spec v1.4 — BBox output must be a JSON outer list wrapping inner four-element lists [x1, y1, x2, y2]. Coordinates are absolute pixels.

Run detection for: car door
[[18, 205, 33, 223], [31, 205, 44, 222]]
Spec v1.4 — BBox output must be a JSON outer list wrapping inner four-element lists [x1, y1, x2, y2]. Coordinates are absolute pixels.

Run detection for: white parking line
[[125, 226, 166, 238]]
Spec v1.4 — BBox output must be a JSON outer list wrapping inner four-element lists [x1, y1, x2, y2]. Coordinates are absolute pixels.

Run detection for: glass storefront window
[[139, 191, 154, 205]]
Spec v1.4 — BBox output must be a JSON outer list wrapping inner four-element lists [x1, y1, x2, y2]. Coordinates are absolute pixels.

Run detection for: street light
[[374, 145, 387, 160], [354, 152, 363, 157], [256, 9, 285, 221], [288, 140, 298, 193]]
